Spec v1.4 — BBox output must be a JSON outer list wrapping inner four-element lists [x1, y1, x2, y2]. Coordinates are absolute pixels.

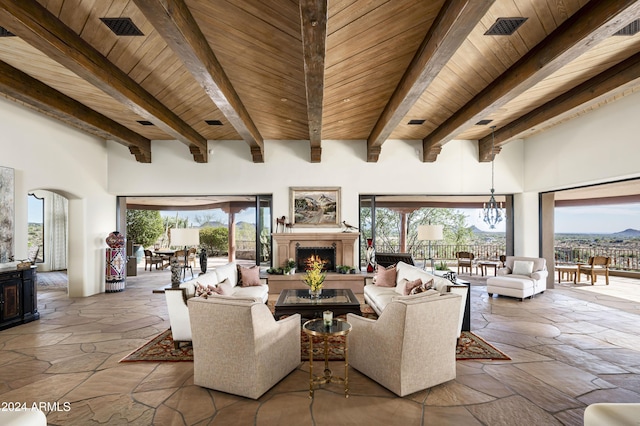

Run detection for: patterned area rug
[[121, 329, 509, 363], [456, 331, 510, 360]]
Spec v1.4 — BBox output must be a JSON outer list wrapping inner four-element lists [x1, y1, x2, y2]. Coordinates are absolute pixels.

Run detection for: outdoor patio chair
[[579, 256, 611, 285], [174, 249, 194, 279], [144, 249, 163, 271], [456, 251, 475, 275]]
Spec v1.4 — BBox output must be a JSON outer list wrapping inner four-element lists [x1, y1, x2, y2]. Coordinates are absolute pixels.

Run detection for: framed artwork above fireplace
[[290, 187, 340, 227]]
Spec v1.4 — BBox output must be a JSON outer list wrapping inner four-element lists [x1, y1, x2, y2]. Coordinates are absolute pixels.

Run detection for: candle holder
[[323, 310, 333, 327]]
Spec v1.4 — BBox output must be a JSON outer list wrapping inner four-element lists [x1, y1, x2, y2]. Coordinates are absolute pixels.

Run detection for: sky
[[160, 209, 256, 227], [460, 203, 640, 234], [554, 203, 640, 234]]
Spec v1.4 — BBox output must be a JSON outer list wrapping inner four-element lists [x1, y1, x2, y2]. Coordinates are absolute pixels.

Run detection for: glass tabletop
[[278, 289, 358, 306], [303, 318, 351, 336]]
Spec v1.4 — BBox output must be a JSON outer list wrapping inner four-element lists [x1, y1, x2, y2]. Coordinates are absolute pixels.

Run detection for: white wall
[[108, 137, 524, 225], [524, 90, 640, 193], [0, 97, 115, 297]]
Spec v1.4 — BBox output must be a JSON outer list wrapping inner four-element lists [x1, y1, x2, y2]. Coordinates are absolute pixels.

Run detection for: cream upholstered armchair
[[486, 256, 548, 301], [188, 295, 301, 399], [346, 291, 462, 397], [164, 288, 192, 349]]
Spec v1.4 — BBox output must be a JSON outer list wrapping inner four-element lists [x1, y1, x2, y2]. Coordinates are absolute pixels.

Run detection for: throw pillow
[[238, 265, 262, 287], [195, 282, 215, 298], [211, 279, 234, 296], [512, 260, 534, 276], [410, 278, 434, 295], [374, 264, 397, 287], [403, 278, 423, 295]]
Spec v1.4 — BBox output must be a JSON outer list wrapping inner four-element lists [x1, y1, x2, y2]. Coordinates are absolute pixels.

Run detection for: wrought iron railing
[[361, 243, 507, 264], [359, 243, 640, 271], [554, 246, 640, 271]]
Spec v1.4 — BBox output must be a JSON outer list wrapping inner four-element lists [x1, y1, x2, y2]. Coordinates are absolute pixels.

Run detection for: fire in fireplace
[[295, 245, 336, 272]]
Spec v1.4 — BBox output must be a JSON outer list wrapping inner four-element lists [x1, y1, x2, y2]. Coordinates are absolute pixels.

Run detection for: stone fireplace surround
[[272, 232, 359, 270], [269, 232, 365, 294]]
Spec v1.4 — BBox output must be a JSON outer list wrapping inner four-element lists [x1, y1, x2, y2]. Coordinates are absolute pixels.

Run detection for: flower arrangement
[[302, 260, 326, 291]]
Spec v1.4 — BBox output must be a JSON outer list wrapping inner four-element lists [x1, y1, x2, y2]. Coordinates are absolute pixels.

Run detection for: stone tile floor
[[0, 268, 639, 425]]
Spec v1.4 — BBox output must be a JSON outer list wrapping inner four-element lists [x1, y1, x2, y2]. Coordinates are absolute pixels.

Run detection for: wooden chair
[[144, 249, 163, 271], [456, 251, 475, 275], [174, 250, 194, 279], [579, 256, 611, 285], [187, 247, 197, 269]]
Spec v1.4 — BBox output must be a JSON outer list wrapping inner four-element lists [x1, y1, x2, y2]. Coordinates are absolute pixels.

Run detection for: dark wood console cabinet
[[0, 266, 39, 330]]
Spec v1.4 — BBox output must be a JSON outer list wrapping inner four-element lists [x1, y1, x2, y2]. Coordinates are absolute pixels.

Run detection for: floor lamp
[[170, 228, 200, 280], [417, 224, 443, 272]]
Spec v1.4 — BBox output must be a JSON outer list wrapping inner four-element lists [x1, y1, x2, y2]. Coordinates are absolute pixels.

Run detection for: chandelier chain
[[482, 125, 503, 229]]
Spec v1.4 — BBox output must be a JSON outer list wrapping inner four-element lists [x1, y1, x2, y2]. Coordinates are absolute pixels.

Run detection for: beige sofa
[[188, 295, 301, 399], [164, 262, 269, 348], [179, 261, 269, 302], [347, 291, 462, 397], [364, 261, 469, 336]]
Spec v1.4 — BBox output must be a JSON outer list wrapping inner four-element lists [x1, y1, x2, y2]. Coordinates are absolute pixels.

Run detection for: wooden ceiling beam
[[478, 51, 640, 161], [367, 0, 495, 162], [0, 59, 152, 163], [299, 0, 328, 163], [0, 0, 207, 163], [423, 0, 640, 162], [133, 0, 264, 163]]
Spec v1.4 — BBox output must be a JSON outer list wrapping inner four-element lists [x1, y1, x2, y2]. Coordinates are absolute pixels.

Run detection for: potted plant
[[435, 261, 450, 271], [283, 258, 296, 275], [336, 265, 351, 274], [303, 260, 326, 298]]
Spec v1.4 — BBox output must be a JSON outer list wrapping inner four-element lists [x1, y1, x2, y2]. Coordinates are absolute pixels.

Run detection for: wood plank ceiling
[[0, 0, 639, 164]]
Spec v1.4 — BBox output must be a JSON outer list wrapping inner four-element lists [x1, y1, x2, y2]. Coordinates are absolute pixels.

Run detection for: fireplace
[[296, 244, 336, 272], [272, 232, 359, 272]]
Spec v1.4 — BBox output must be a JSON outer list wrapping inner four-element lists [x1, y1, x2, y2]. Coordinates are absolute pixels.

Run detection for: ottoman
[[486, 275, 539, 301]]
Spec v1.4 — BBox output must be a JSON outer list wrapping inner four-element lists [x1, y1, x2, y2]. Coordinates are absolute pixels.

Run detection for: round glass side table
[[302, 318, 352, 398]]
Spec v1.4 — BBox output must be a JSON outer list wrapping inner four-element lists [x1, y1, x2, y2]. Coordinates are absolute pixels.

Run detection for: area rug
[[121, 329, 509, 362], [456, 331, 510, 360]]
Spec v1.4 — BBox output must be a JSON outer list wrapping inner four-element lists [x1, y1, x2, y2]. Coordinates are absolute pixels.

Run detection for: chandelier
[[482, 126, 503, 229]]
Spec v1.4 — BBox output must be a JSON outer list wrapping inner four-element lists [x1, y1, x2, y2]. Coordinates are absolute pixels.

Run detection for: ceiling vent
[[100, 18, 144, 36], [476, 119, 493, 125], [137, 120, 154, 126], [614, 19, 640, 36], [484, 17, 527, 36], [205, 120, 223, 126], [0, 26, 16, 37], [408, 119, 425, 125]]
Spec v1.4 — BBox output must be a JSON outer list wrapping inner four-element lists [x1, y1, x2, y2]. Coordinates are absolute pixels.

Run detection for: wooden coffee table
[[274, 288, 361, 320]]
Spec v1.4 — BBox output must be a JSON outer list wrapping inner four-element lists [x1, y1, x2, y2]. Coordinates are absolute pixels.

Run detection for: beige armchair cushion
[[164, 288, 192, 348], [347, 292, 461, 397], [188, 296, 301, 399]]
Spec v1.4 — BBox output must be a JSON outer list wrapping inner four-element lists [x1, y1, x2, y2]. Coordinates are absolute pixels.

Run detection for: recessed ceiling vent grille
[[476, 119, 493, 125], [205, 120, 223, 126], [614, 19, 640, 36], [408, 119, 425, 125], [137, 120, 154, 126], [484, 17, 527, 36], [100, 18, 144, 36], [0, 26, 16, 37]]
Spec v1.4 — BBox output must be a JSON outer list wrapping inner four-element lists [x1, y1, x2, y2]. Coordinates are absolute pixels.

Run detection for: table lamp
[[170, 228, 200, 278], [417, 224, 443, 272]]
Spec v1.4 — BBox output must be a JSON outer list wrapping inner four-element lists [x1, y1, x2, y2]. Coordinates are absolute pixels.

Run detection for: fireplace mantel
[[272, 232, 359, 269]]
